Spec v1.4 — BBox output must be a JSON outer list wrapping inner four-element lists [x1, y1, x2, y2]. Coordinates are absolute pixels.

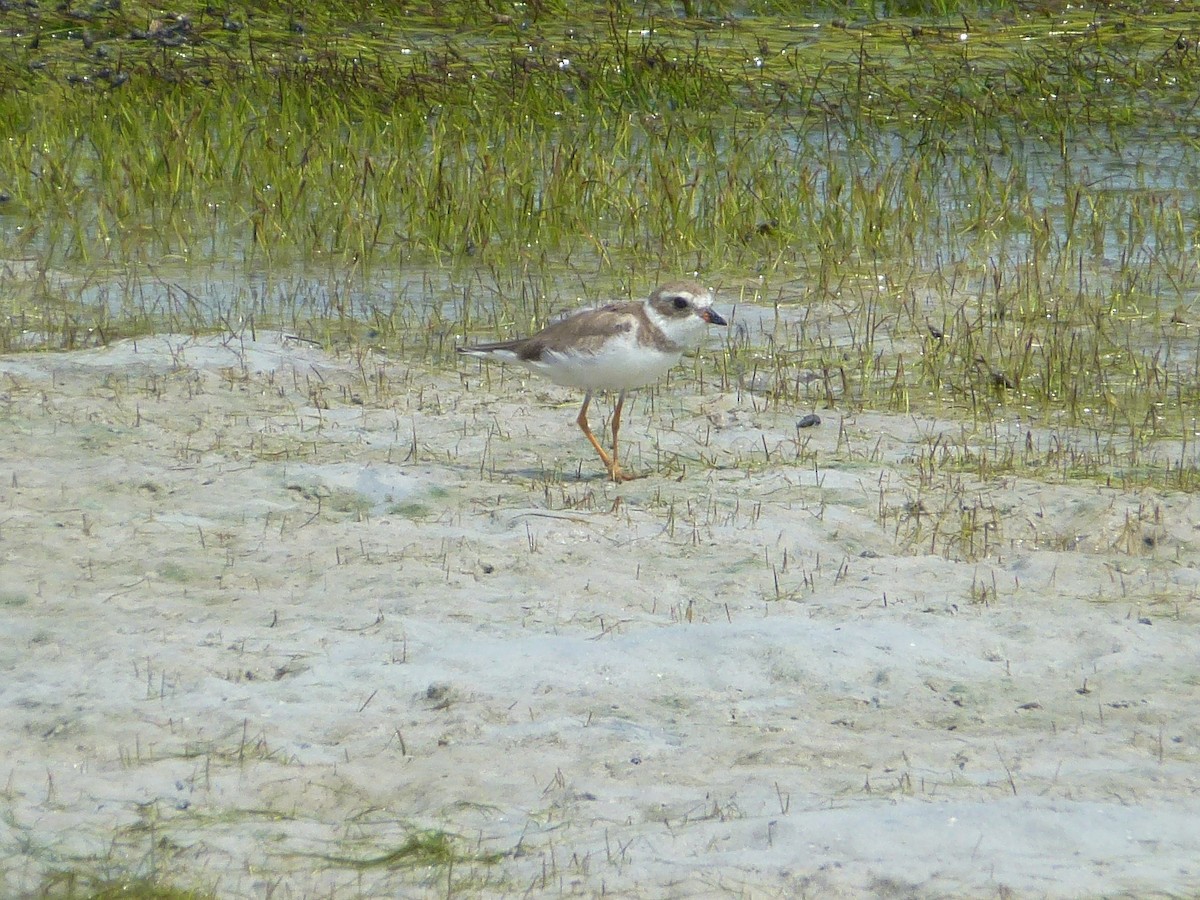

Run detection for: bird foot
[[607, 465, 640, 483]]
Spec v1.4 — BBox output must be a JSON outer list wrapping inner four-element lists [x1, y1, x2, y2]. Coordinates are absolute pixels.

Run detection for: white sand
[[2, 330, 1198, 897]]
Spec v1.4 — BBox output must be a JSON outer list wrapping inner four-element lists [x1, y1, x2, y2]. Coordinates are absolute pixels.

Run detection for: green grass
[[3, 2, 1197, 271], [3, 1, 1200, 486], [33, 871, 214, 900], [309, 827, 503, 870], [23, 827, 496, 898]]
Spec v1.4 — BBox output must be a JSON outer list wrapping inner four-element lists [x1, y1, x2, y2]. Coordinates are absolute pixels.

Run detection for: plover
[[457, 280, 728, 481]]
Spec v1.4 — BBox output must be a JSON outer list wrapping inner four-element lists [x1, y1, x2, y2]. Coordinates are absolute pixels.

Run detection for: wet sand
[[2, 330, 1198, 897]]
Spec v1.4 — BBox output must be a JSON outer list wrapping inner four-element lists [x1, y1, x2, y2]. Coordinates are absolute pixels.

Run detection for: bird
[[457, 280, 728, 481]]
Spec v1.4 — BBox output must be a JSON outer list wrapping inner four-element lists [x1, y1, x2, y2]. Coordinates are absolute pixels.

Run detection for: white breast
[[525, 331, 683, 391]]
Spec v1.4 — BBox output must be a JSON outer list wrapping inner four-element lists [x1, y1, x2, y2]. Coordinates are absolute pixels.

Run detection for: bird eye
[[672, 296, 689, 310]]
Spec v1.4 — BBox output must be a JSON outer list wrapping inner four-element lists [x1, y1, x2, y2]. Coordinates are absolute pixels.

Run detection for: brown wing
[[471, 302, 639, 362]]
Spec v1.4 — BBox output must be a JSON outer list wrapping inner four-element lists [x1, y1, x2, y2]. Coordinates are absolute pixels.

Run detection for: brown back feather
[[482, 302, 642, 362]]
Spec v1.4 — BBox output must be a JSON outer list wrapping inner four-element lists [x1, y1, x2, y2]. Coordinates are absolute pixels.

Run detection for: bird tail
[[456, 340, 521, 359]]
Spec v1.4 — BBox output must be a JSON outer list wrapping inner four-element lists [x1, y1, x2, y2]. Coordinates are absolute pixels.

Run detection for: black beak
[[703, 308, 728, 326]]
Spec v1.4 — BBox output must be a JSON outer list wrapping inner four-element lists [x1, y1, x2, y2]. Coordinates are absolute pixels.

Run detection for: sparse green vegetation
[[388, 500, 431, 518], [3, 2, 1199, 493], [33, 871, 214, 900], [4, 8, 1200, 895], [306, 827, 503, 870]]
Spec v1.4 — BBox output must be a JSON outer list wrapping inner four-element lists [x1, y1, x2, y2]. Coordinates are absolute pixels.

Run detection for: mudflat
[[2, 331, 1198, 897]]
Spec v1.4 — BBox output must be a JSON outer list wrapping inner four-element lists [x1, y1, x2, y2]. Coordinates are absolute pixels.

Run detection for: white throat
[[644, 299, 709, 349]]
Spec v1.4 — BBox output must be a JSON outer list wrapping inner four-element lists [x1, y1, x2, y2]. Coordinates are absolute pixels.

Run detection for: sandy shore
[[2, 330, 1198, 897]]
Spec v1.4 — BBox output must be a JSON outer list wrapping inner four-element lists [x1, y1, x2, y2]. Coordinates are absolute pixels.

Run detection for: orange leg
[[576, 392, 636, 482], [608, 390, 635, 481]]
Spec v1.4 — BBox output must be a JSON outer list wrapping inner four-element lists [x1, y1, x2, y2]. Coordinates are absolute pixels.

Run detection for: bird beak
[[702, 308, 728, 326]]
